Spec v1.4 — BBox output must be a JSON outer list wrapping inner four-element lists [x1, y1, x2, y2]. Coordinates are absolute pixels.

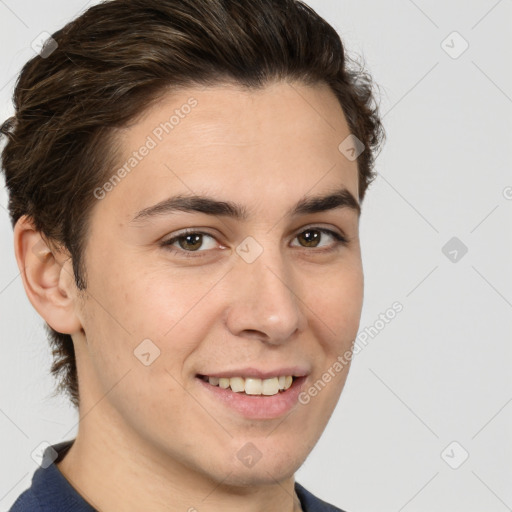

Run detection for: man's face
[[75, 81, 363, 485]]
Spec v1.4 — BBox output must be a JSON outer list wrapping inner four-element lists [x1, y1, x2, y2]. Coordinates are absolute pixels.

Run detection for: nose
[[223, 246, 308, 345]]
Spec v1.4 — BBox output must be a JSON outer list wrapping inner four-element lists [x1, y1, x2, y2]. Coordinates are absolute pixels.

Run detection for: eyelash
[[160, 226, 348, 259]]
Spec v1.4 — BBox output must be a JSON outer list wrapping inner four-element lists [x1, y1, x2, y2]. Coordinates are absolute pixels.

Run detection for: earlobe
[[13, 215, 83, 335]]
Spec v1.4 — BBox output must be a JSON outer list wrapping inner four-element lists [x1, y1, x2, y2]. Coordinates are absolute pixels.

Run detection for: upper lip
[[197, 366, 310, 379]]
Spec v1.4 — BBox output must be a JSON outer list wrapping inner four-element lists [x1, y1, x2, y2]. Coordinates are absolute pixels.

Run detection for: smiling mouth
[[197, 374, 295, 396]]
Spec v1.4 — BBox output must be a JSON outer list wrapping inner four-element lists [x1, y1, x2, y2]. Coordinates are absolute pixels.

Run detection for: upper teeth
[[207, 376, 294, 395]]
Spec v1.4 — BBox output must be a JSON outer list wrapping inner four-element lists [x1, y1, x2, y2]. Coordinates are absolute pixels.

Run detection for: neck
[[56, 402, 303, 512]]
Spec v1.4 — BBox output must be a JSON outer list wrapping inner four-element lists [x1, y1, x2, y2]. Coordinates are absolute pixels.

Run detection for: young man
[[1, 0, 384, 510]]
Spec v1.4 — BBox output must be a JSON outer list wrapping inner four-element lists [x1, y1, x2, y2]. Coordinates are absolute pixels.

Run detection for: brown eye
[[292, 227, 347, 250], [297, 229, 322, 247], [176, 233, 203, 251], [161, 230, 218, 257]]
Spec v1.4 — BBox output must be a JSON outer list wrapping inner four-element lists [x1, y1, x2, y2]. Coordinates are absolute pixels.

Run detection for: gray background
[[1, 1, 511, 511]]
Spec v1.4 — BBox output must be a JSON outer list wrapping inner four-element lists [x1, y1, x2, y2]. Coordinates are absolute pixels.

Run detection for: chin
[[218, 461, 301, 488], [225, 443, 306, 486]]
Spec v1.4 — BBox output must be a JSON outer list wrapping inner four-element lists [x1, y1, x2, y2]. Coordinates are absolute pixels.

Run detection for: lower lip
[[196, 376, 307, 420]]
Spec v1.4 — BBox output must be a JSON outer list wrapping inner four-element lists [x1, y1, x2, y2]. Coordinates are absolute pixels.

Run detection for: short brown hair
[[0, 0, 385, 408]]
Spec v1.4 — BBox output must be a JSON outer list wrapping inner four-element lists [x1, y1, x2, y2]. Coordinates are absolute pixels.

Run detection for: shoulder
[[8, 489, 42, 512], [7, 440, 96, 512], [295, 481, 349, 512]]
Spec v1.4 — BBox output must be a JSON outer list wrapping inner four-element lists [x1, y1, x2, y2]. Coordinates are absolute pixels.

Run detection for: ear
[[13, 215, 83, 335]]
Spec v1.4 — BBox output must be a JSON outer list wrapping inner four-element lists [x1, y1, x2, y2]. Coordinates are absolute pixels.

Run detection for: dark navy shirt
[[9, 441, 346, 512]]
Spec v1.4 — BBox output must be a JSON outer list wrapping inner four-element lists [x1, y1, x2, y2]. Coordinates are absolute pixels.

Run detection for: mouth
[[196, 374, 296, 396], [195, 373, 307, 419]]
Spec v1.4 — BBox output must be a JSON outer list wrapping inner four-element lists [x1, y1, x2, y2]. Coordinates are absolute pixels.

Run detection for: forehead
[[96, 81, 359, 223]]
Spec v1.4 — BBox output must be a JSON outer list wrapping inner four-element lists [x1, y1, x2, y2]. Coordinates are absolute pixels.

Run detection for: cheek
[[88, 256, 191, 338], [310, 261, 364, 345], [79, 266, 206, 430]]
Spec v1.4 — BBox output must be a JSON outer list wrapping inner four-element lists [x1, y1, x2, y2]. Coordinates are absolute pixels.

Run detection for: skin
[[14, 80, 364, 512]]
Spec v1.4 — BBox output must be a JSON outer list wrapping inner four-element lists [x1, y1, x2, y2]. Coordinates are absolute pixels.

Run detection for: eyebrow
[[130, 186, 360, 223]]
